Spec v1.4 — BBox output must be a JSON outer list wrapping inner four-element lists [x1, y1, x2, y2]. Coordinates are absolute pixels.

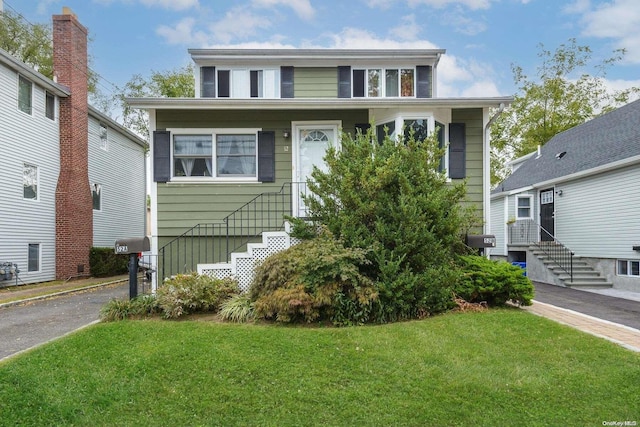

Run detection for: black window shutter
[[218, 70, 230, 97], [416, 65, 432, 98], [257, 131, 276, 182], [201, 66, 215, 97], [281, 66, 294, 98], [353, 69, 365, 97], [338, 66, 351, 98], [250, 70, 259, 98], [153, 130, 171, 183], [448, 123, 466, 179]]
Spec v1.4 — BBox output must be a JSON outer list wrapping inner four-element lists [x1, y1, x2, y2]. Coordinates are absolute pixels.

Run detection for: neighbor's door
[[292, 123, 339, 217], [539, 189, 555, 241]]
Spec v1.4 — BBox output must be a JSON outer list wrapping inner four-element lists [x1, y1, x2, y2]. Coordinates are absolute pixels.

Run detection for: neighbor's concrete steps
[[197, 230, 301, 292], [530, 245, 612, 289]]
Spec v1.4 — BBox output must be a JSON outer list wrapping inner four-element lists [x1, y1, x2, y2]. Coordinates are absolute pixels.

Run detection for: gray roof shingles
[[493, 99, 640, 194]]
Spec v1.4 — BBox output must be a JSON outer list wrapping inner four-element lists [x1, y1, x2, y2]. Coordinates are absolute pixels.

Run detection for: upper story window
[[200, 67, 278, 98], [91, 183, 102, 211], [172, 131, 258, 179], [99, 124, 108, 151], [18, 75, 33, 114], [353, 68, 415, 98], [45, 91, 55, 120], [23, 163, 38, 200]]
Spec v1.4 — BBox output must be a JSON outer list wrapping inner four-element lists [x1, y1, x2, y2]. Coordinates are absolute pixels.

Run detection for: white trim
[[515, 194, 533, 220], [503, 194, 509, 254]]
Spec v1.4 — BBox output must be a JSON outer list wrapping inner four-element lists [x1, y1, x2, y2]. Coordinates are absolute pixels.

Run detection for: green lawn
[[0, 309, 638, 426]]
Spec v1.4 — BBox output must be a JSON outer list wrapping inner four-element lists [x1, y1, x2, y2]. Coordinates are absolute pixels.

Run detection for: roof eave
[[0, 48, 70, 97]]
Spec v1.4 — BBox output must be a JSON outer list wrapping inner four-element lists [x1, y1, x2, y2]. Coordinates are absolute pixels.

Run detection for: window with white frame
[[99, 124, 108, 150], [617, 260, 640, 277], [28, 243, 40, 272], [45, 91, 55, 120], [354, 68, 415, 98], [91, 183, 102, 211], [18, 75, 33, 114], [516, 195, 533, 219], [23, 163, 38, 200], [172, 131, 258, 179]]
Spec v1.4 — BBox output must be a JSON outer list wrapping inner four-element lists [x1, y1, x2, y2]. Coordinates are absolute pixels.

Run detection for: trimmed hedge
[[89, 247, 129, 277]]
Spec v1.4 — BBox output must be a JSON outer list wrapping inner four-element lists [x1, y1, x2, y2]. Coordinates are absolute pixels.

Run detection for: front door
[[539, 189, 555, 241], [292, 122, 339, 217]]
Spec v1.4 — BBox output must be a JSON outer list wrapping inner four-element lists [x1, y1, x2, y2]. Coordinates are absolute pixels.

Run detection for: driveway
[[0, 283, 128, 361]]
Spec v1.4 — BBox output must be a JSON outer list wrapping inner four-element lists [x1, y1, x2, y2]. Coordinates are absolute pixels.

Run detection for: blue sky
[[9, 0, 640, 102]]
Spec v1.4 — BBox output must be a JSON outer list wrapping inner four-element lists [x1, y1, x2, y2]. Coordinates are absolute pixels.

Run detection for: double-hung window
[[172, 131, 258, 179], [99, 124, 108, 150], [28, 243, 40, 272], [18, 75, 33, 114], [23, 163, 38, 200], [353, 68, 415, 98], [516, 195, 533, 219], [91, 183, 102, 211], [45, 91, 55, 120]]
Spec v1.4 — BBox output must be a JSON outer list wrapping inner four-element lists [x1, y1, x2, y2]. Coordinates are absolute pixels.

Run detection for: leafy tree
[[0, 8, 100, 94], [491, 39, 639, 185], [116, 64, 195, 137], [304, 126, 478, 321]]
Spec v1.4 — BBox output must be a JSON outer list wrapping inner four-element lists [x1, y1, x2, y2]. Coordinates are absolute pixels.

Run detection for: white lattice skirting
[[197, 231, 302, 292]]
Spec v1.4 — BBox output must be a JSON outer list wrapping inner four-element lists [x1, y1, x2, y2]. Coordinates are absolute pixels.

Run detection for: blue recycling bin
[[511, 262, 527, 276]]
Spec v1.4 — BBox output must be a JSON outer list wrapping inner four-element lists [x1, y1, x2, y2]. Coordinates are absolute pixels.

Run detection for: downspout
[[483, 103, 506, 258]]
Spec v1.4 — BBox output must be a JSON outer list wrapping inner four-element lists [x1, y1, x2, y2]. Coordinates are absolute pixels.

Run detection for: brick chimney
[[53, 8, 93, 279]]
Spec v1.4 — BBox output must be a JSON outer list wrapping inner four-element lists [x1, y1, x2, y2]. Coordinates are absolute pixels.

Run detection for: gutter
[[483, 102, 507, 256]]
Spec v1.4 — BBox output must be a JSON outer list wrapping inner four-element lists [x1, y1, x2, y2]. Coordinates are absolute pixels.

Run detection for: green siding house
[[127, 49, 512, 287]]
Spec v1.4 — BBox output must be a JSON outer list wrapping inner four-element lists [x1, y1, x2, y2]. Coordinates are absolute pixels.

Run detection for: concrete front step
[[529, 245, 611, 288], [564, 281, 613, 289]]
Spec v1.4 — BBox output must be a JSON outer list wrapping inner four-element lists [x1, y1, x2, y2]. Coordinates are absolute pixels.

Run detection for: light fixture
[[555, 190, 563, 196], [283, 130, 290, 139]]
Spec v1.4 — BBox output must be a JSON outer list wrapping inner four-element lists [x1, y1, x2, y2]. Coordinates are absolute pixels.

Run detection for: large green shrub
[[156, 273, 240, 319], [303, 126, 477, 321], [455, 256, 534, 306], [89, 247, 129, 277], [249, 232, 378, 325]]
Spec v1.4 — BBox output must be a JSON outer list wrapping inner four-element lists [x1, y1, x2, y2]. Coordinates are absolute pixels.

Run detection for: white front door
[[292, 122, 340, 217]]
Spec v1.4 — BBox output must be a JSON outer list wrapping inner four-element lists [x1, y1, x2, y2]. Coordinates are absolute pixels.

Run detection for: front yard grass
[[0, 309, 638, 426]]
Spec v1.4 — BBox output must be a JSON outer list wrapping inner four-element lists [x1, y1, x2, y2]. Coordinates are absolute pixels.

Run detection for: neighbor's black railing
[[508, 219, 573, 282], [157, 182, 310, 280]]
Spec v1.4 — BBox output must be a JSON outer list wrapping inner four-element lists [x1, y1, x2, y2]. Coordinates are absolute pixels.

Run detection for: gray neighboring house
[[490, 99, 640, 292], [0, 9, 146, 285]]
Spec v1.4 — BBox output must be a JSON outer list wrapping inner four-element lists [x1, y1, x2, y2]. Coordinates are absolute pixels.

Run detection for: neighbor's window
[[18, 75, 33, 114], [91, 183, 102, 211], [45, 91, 55, 120], [99, 124, 108, 150], [617, 260, 640, 277], [23, 163, 38, 200], [516, 195, 533, 219], [385, 69, 414, 97], [28, 243, 40, 272]]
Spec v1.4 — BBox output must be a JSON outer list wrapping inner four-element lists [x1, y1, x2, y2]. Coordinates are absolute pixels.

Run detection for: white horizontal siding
[[490, 196, 506, 256], [555, 165, 640, 259], [89, 117, 146, 248], [0, 62, 60, 283]]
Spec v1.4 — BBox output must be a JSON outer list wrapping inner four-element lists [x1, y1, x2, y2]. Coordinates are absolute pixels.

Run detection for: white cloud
[[140, 0, 199, 10], [562, 0, 591, 14], [209, 7, 273, 44], [570, 0, 640, 63], [389, 15, 422, 41], [93, 0, 199, 10], [445, 7, 487, 35], [407, 0, 492, 10], [365, 0, 398, 8], [252, 0, 315, 20], [156, 17, 209, 45]]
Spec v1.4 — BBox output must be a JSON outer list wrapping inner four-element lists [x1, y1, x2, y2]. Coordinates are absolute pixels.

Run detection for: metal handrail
[[508, 219, 574, 282], [157, 182, 308, 280]]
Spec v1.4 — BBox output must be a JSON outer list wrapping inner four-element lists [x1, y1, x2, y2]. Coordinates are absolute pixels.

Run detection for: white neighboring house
[[490, 99, 640, 292], [0, 31, 146, 285]]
